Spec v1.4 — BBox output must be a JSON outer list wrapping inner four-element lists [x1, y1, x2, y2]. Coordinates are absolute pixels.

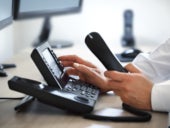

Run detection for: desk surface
[[0, 44, 168, 128]]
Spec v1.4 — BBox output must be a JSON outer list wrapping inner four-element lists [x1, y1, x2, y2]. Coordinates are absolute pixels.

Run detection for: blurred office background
[[1, 0, 170, 62]]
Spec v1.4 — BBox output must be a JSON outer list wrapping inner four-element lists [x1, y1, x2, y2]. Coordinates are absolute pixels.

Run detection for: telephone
[[8, 33, 151, 122], [8, 42, 100, 114]]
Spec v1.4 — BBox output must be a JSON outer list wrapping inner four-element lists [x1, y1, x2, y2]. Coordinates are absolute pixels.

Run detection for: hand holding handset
[[84, 32, 151, 122]]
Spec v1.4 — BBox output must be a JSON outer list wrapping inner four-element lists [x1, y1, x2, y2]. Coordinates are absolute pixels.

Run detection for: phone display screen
[[42, 48, 62, 79]]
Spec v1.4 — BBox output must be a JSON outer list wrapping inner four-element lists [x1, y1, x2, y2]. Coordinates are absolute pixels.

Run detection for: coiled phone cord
[[83, 103, 152, 122]]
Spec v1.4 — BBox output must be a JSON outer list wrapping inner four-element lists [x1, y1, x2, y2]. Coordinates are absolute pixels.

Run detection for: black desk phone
[[8, 32, 151, 122], [8, 42, 100, 114]]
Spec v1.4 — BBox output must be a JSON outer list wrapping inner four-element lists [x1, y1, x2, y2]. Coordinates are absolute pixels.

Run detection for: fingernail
[[73, 63, 79, 67]]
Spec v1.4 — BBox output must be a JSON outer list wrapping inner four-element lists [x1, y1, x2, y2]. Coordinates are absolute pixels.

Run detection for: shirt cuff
[[151, 83, 170, 112]]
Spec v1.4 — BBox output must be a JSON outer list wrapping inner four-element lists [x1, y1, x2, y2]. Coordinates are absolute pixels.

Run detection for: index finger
[[58, 55, 96, 68]]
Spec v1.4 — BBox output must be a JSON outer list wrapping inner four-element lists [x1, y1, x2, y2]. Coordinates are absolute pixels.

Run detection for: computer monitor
[[13, 0, 83, 48], [0, 0, 15, 77], [0, 0, 13, 30]]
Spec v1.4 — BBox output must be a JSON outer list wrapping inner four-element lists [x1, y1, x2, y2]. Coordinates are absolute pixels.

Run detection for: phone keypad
[[64, 79, 99, 100]]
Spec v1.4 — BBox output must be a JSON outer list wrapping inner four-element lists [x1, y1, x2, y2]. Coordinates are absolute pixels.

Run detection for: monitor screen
[[14, 0, 82, 20], [0, 0, 13, 30]]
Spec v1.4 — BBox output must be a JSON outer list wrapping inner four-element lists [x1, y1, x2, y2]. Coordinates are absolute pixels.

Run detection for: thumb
[[125, 63, 141, 73], [104, 71, 127, 82]]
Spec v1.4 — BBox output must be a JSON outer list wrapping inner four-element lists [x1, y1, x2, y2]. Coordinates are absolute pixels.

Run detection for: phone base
[[14, 95, 35, 111]]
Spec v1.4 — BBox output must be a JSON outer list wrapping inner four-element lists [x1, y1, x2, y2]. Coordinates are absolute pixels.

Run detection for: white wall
[[0, 25, 13, 63], [13, 0, 170, 53]]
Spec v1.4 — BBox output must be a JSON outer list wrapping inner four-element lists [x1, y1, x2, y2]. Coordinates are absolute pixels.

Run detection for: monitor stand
[[49, 40, 73, 49], [33, 16, 73, 48], [0, 64, 16, 77]]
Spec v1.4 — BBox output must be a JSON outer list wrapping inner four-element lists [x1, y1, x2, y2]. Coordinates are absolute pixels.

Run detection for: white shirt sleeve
[[132, 38, 170, 112], [151, 83, 170, 112], [133, 38, 170, 83]]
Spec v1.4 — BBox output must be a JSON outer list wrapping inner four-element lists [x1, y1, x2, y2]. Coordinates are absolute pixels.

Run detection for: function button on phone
[[74, 96, 89, 103]]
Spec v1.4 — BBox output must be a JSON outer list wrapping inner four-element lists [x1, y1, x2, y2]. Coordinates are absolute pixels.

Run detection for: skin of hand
[[58, 55, 110, 92], [104, 63, 153, 110], [59, 55, 153, 110]]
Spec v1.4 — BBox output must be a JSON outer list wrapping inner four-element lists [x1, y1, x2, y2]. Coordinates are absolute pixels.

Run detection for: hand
[[58, 55, 110, 92], [104, 63, 153, 110], [58, 55, 97, 69]]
